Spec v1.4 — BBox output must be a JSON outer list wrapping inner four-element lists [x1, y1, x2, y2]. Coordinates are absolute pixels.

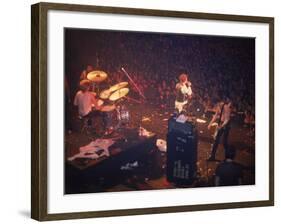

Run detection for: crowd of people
[[66, 30, 255, 124]]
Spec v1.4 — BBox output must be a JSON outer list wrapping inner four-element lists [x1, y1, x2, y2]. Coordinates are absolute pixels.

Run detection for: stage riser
[[65, 135, 156, 194]]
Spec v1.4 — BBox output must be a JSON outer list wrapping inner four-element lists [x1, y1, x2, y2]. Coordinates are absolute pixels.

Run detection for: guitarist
[[207, 97, 232, 161], [174, 73, 192, 113]]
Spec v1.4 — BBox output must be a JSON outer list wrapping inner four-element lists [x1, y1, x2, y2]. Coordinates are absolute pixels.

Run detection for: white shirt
[[176, 83, 192, 96], [182, 84, 192, 96], [175, 83, 192, 104], [74, 90, 96, 117]]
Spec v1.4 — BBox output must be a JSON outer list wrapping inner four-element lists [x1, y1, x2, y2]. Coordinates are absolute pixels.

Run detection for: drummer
[[74, 79, 100, 118], [74, 79, 114, 135]]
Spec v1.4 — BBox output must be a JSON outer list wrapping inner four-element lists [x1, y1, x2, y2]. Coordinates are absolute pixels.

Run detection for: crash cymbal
[[109, 82, 128, 92], [109, 88, 129, 101], [100, 89, 111, 99], [87, 70, 108, 82]]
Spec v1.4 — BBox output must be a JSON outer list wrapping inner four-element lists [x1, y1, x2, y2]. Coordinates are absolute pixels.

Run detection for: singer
[[175, 73, 192, 113]]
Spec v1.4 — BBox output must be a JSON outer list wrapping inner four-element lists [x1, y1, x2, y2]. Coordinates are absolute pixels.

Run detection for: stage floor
[[65, 102, 255, 193]]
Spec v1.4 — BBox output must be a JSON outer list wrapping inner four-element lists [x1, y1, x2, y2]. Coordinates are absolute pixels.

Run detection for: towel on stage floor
[[68, 138, 116, 161]]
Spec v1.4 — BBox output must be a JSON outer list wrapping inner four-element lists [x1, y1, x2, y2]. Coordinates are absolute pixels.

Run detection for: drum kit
[[86, 70, 131, 133]]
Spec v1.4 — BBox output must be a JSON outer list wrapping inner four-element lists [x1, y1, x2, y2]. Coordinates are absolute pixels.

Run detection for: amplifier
[[166, 117, 198, 185]]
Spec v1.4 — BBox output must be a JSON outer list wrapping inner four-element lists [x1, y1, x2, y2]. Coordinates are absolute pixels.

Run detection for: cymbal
[[87, 70, 108, 82], [109, 88, 129, 101], [100, 89, 111, 99], [109, 82, 128, 92]]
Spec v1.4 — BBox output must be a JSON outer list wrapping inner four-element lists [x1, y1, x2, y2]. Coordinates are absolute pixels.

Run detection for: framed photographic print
[[31, 2, 274, 221]]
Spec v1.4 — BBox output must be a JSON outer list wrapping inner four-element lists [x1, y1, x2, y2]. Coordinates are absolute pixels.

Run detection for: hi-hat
[[87, 70, 108, 82], [109, 82, 128, 92], [109, 88, 129, 101]]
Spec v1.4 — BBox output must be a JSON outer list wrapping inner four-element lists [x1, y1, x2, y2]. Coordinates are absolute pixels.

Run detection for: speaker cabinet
[[166, 117, 198, 185]]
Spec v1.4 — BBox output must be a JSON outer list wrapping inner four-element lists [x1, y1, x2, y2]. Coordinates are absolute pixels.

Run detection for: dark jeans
[[210, 124, 231, 159]]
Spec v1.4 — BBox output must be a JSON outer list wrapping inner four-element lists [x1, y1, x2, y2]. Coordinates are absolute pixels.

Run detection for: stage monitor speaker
[[166, 117, 198, 185]]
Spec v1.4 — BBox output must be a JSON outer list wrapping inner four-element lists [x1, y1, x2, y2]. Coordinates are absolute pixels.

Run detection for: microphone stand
[[121, 67, 146, 100], [121, 67, 146, 134]]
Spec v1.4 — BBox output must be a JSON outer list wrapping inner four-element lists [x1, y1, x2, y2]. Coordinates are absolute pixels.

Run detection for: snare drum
[[100, 104, 116, 112]]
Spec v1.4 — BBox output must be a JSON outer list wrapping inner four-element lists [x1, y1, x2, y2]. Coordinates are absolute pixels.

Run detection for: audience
[[68, 31, 255, 123]]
